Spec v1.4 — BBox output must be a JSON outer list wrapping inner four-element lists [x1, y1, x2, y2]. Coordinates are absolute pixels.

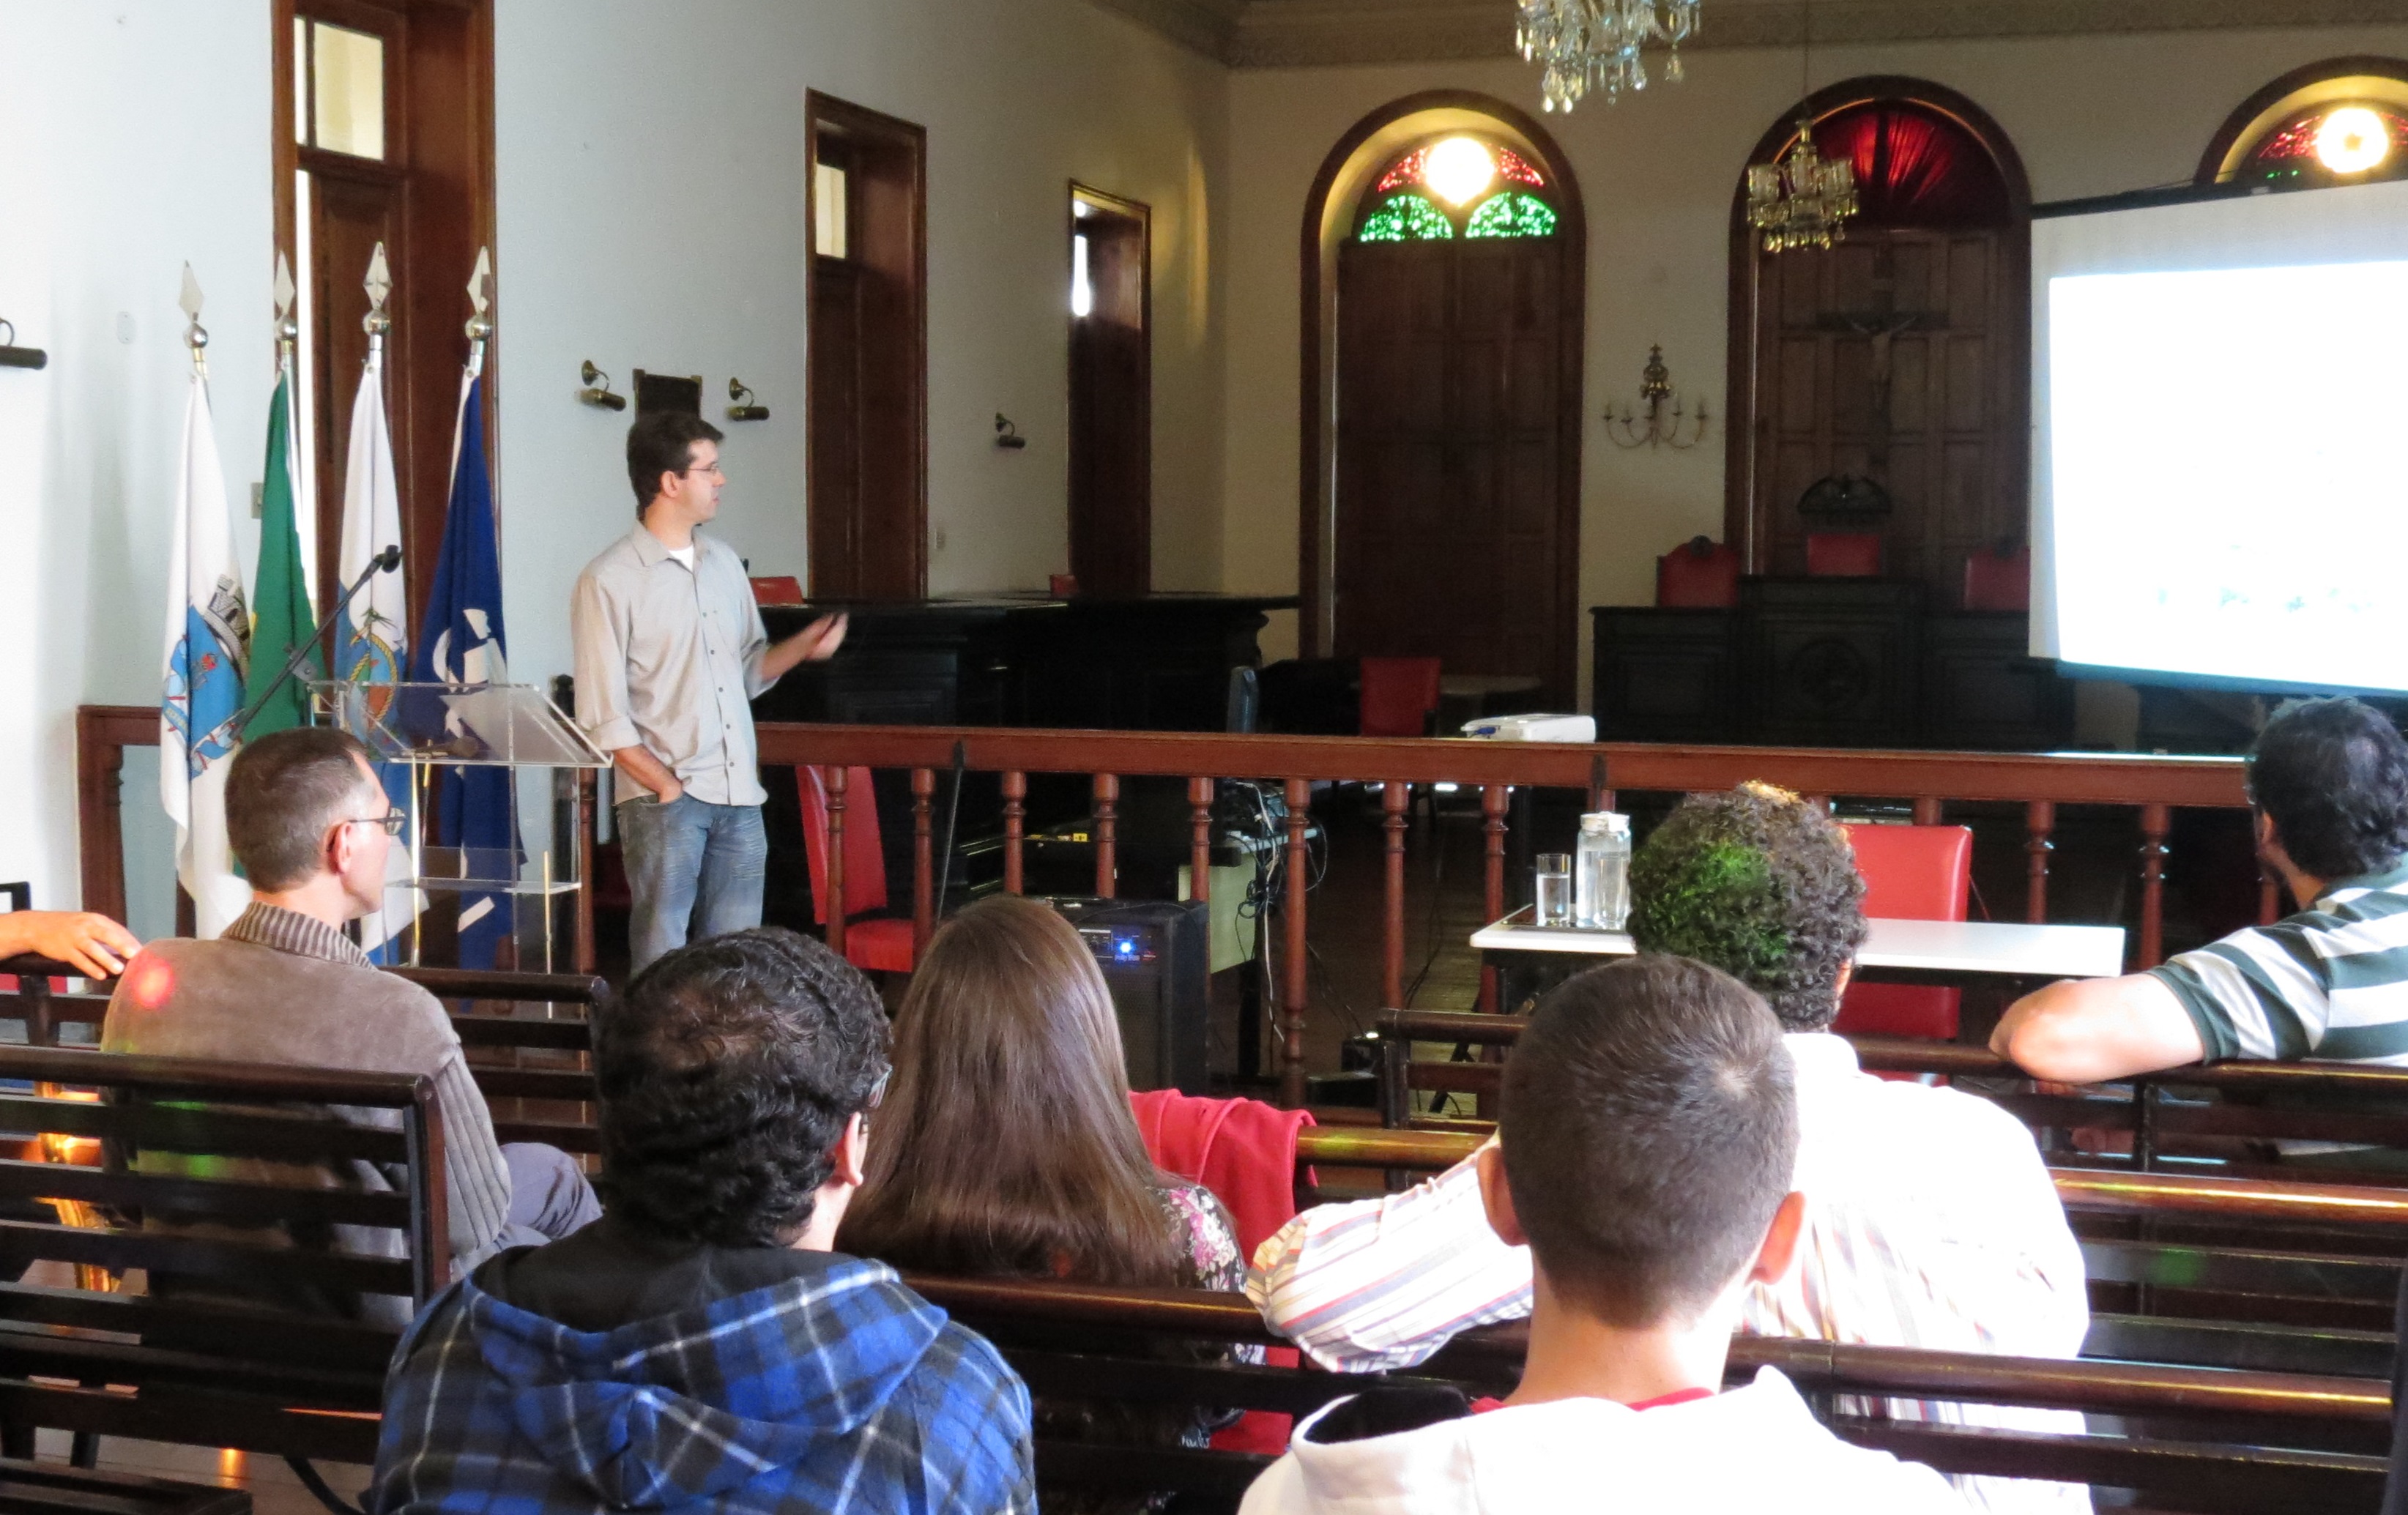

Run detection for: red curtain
[[1806, 100, 2010, 228]]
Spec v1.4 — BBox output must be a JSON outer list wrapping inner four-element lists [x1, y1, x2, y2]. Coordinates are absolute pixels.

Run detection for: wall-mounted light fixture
[[994, 413, 1027, 450], [1605, 345, 1707, 450], [579, 360, 626, 410], [727, 378, 770, 422], [0, 318, 46, 371]]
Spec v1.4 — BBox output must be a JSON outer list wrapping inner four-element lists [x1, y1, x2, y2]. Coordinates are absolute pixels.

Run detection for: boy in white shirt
[[1240, 954, 1963, 1515]]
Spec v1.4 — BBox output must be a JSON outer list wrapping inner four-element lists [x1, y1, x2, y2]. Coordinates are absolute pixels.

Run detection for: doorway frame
[[1066, 182, 1153, 598], [1720, 76, 2032, 574], [1298, 92, 1587, 701], [805, 89, 929, 600]]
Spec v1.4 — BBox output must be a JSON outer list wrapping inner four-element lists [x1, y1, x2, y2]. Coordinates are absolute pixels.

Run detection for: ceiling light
[[1425, 138, 1497, 207], [2316, 106, 2390, 174]]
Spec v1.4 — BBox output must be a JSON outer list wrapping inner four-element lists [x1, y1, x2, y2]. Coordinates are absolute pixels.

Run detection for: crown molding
[[1085, 0, 1249, 60], [1225, 0, 2408, 70]]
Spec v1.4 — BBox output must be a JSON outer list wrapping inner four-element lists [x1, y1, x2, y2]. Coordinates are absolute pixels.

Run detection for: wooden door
[[1069, 191, 1151, 598], [1334, 237, 1571, 698], [807, 96, 927, 602], [1746, 227, 2024, 596]]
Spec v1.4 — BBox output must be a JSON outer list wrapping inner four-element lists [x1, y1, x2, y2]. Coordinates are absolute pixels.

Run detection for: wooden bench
[[911, 1272, 2393, 1515], [0, 1043, 445, 1469]]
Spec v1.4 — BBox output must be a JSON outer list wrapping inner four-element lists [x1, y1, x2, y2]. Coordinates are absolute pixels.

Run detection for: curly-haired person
[[369, 928, 1034, 1515], [1250, 783, 2089, 1515], [1997, 697, 2408, 1095]]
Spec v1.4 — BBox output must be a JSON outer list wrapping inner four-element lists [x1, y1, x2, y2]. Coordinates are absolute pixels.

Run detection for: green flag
[[244, 371, 319, 734]]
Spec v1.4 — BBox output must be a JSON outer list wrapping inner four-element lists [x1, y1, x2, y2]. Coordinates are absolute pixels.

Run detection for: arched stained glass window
[[2239, 101, 2408, 186], [1354, 135, 1558, 242]]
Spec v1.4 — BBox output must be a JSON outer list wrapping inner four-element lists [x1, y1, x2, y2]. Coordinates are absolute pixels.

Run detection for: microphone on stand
[[201, 545, 402, 751]]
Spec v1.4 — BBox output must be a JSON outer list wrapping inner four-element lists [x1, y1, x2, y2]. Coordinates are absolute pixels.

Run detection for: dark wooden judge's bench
[[1593, 577, 2073, 751], [754, 592, 1295, 732]]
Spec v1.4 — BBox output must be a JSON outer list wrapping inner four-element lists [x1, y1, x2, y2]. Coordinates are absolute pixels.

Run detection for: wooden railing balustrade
[[78, 706, 2256, 1107]]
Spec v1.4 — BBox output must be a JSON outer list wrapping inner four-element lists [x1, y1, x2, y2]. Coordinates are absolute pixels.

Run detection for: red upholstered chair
[[1806, 533, 1885, 577], [1834, 824, 1972, 1042], [1963, 546, 2032, 611], [749, 576, 804, 606], [1358, 657, 1442, 738], [795, 765, 916, 974], [1655, 537, 1742, 608]]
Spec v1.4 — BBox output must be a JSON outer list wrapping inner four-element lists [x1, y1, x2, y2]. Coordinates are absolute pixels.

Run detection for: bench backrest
[[0, 1043, 444, 1464], [911, 1272, 2392, 1515]]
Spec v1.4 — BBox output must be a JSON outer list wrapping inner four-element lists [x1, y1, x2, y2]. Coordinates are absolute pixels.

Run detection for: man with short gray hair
[[103, 726, 599, 1306]]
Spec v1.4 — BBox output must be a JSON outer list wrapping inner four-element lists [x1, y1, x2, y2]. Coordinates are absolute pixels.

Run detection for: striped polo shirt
[[2149, 860, 2408, 1064]]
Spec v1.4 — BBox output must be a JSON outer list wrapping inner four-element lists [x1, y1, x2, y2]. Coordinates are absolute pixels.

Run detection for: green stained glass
[[1465, 192, 1558, 239], [1359, 193, 1454, 242]]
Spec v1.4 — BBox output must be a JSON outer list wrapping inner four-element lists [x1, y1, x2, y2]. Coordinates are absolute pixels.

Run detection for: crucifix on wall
[[1813, 246, 1945, 477]]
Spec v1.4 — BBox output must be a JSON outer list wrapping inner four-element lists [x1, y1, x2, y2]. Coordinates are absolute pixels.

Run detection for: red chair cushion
[[749, 576, 804, 606], [1834, 824, 1972, 1041], [1963, 547, 2031, 612], [843, 917, 917, 975], [1655, 540, 1741, 608], [1359, 657, 1442, 738], [1806, 533, 1884, 577]]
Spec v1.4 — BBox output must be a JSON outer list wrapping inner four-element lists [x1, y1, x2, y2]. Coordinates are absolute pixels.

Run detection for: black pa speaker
[[1044, 896, 1210, 1095]]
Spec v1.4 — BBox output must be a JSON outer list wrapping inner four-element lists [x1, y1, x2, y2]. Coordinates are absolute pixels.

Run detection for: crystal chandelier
[[1516, 0, 1701, 113], [1747, 113, 1858, 253]]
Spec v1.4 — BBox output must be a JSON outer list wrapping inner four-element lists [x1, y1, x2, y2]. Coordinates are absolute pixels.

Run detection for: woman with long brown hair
[[838, 893, 1244, 1507]]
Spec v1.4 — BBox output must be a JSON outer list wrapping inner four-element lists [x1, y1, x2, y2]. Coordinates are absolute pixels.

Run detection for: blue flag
[[412, 376, 519, 968]]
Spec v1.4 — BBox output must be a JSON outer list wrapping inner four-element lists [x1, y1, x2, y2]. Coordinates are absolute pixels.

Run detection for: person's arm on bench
[[1246, 1138, 1533, 1373], [0, 911, 139, 980]]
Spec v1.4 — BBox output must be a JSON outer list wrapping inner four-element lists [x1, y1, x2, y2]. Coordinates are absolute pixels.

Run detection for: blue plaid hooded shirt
[[369, 1246, 1033, 1515]]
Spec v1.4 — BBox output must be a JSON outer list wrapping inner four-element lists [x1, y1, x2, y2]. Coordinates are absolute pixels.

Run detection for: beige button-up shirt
[[571, 523, 776, 807]]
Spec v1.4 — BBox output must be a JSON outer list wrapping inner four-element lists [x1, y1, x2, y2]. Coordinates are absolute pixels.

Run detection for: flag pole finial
[[464, 246, 493, 378], [363, 242, 393, 356], [179, 263, 209, 377], [272, 253, 298, 368]]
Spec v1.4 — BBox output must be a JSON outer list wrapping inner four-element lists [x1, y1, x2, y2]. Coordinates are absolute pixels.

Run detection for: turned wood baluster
[[1912, 797, 1944, 826], [910, 767, 936, 953], [1188, 778, 1214, 906], [1587, 753, 1613, 818], [1094, 773, 1120, 899], [1382, 781, 1410, 1010], [2138, 803, 2171, 968], [1002, 771, 1027, 896], [1479, 784, 1509, 1016], [825, 767, 849, 958], [1282, 778, 1312, 1109], [2025, 800, 2054, 925]]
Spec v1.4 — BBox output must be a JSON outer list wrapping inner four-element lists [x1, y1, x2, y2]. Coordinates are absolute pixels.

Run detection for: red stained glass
[[2244, 105, 2408, 165], [1375, 141, 1548, 195], [1376, 147, 1430, 194]]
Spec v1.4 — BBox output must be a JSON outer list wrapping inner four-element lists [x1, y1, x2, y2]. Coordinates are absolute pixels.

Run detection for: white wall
[[0, 0, 275, 915], [1219, 25, 2408, 678], [494, 0, 1232, 692]]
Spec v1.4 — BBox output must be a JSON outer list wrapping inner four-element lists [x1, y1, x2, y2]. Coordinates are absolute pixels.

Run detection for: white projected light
[[2316, 107, 2390, 175], [2041, 258, 2408, 691], [2032, 177, 2408, 693]]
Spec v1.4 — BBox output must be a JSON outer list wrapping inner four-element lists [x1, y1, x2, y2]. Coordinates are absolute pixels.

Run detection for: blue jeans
[[618, 793, 768, 974]]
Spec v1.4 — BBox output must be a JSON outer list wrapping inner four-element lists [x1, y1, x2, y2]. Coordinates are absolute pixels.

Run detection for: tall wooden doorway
[[1725, 83, 2031, 598], [807, 93, 926, 600], [1325, 128, 1582, 704], [274, 0, 495, 634], [1068, 186, 1151, 598]]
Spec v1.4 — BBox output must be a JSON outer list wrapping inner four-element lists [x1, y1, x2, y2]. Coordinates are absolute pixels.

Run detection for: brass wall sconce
[[0, 318, 46, 371], [578, 361, 626, 410], [727, 379, 770, 422], [1605, 345, 1708, 450], [995, 414, 1027, 450]]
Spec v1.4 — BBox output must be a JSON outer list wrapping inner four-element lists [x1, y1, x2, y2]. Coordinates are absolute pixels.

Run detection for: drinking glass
[[1534, 853, 1574, 927]]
